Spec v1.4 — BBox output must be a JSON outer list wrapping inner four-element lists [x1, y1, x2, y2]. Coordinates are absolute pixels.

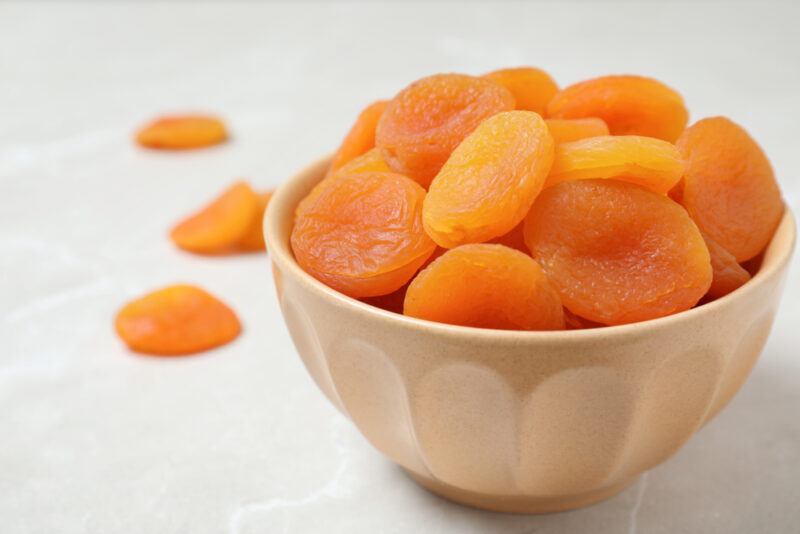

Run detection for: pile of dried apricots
[[291, 68, 784, 331]]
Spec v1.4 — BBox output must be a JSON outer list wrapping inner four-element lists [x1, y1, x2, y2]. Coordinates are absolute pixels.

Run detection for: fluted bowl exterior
[[264, 157, 795, 513]]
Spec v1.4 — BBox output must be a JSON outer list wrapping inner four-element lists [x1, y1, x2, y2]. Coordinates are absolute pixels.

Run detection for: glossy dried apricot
[[677, 117, 783, 262], [702, 232, 751, 299], [135, 115, 228, 149], [329, 100, 388, 172], [545, 135, 684, 194], [376, 73, 514, 187], [291, 171, 436, 298], [115, 284, 241, 355], [404, 244, 564, 330], [546, 75, 688, 142], [545, 118, 609, 144], [423, 111, 554, 248], [524, 180, 711, 325], [171, 181, 260, 254], [237, 190, 273, 252], [483, 67, 558, 115]]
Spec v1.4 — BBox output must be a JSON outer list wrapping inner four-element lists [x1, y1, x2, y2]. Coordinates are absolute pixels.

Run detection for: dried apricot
[[677, 117, 783, 261], [329, 100, 388, 172], [702, 232, 751, 299], [376, 73, 514, 187], [524, 180, 711, 325], [545, 118, 609, 144], [483, 67, 558, 115], [237, 190, 273, 252], [333, 147, 390, 176], [115, 284, 241, 355], [423, 111, 554, 248], [546, 75, 688, 142], [135, 115, 228, 149], [404, 244, 564, 330], [489, 221, 528, 254], [545, 135, 684, 194], [291, 171, 435, 298], [563, 308, 602, 330], [171, 181, 260, 254]]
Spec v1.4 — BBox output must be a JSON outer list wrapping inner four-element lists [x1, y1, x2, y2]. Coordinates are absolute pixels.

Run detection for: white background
[[1, 2, 798, 533]]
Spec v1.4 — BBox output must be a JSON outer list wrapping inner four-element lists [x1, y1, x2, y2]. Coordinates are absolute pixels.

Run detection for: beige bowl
[[264, 157, 796, 513]]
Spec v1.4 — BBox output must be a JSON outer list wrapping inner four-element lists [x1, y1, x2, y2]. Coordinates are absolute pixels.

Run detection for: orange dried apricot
[[376, 73, 514, 187], [135, 115, 228, 149], [329, 100, 388, 172], [483, 67, 558, 115], [115, 284, 241, 355], [546, 75, 688, 142], [677, 116, 783, 261], [291, 171, 436, 298], [702, 232, 751, 299], [545, 135, 684, 194], [333, 147, 390, 176], [171, 181, 260, 254], [545, 118, 609, 144], [404, 244, 564, 330], [423, 111, 554, 248], [237, 190, 273, 252], [524, 180, 711, 325]]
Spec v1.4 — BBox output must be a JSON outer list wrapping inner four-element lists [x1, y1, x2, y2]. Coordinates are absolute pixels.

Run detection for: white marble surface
[[1, 2, 799, 533]]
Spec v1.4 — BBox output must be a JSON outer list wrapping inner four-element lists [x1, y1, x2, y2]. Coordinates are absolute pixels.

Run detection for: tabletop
[[1, 2, 799, 533]]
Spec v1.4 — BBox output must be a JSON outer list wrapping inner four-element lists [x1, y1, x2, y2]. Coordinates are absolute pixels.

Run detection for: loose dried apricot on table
[[328, 100, 388, 173], [545, 118, 609, 144], [237, 190, 274, 252], [524, 180, 712, 325], [546, 75, 688, 142], [291, 171, 436, 298], [423, 111, 554, 248], [545, 135, 684, 194], [135, 115, 228, 149], [483, 67, 558, 115], [676, 116, 783, 262], [404, 244, 564, 330], [115, 284, 241, 355], [376, 73, 514, 187]]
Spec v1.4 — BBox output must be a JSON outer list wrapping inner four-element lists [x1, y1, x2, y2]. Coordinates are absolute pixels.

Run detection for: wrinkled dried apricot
[[376, 73, 514, 187], [483, 67, 558, 115], [115, 284, 241, 355], [136, 115, 228, 149], [291, 171, 435, 298], [545, 135, 684, 194], [545, 118, 609, 144], [404, 244, 564, 330], [525, 180, 711, 325], [333, 147, 390, 176], [677, 117, 783, 261], [237, 190, 273, 252], [171, 181, 260, 254], [702, 232, 751, 299], [423, 111, 554, 248], [546, 75, 688, 142], [329, 100, 388, 172]]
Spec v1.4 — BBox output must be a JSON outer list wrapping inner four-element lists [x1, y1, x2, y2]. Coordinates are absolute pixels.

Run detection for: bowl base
[[404, 469, 638, 514]]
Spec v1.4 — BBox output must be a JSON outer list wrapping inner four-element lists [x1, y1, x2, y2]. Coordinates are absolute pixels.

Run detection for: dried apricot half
[[171, 181, 260, 254], [135, 115, 228, 149], [291, 171, 436, 298], [404, 244, 564, 330], [702, 232, 751, 299], [423, 111, 554, 248], [524, 180, 711, 325], [483, 67, 558, 115], [329, 100, 388, 173], [115, 284, 241, 355], [677, 116, 783, 262], [545, 135, 685, 194], [545, 118, 609, 144], [546, 75, 688, 142], [376, 73, 514, 187]]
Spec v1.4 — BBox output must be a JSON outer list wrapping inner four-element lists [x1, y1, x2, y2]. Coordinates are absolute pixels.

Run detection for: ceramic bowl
[[264, 156, 796, 513]]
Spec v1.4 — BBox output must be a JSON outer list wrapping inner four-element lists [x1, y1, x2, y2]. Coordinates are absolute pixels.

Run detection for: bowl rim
[[265, 155, 796, 343]]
